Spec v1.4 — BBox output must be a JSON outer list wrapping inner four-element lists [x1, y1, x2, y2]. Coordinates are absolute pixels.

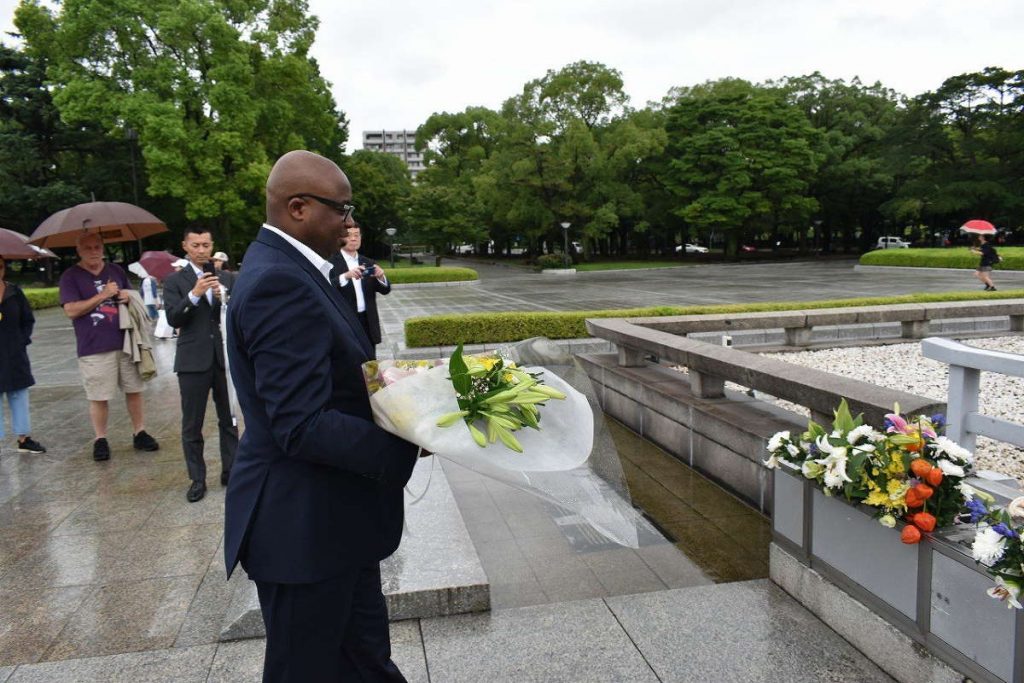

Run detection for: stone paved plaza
[[2, 257, 1009, 681]]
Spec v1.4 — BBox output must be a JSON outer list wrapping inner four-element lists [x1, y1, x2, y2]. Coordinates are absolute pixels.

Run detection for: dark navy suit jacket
[[223, 227, 418, 584]]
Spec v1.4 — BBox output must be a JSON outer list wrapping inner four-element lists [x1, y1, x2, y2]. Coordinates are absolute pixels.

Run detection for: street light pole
[[385, 227, 397, 269], [560, 222, 571, 268]]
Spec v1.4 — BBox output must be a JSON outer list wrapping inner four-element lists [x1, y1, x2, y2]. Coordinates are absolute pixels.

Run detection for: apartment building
[[361, 129, 426, 179]]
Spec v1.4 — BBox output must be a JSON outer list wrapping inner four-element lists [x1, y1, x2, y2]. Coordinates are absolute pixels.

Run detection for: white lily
[[814, 436, 851, 489], [986, 576, 1024, 610]]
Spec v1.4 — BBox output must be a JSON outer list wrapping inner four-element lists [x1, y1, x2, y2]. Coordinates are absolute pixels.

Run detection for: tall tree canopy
[[14, 0, 347, 251]]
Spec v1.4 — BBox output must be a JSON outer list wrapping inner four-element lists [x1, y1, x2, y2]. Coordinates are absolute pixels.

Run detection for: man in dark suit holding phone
[[330, 222, 391, 347], [162, 228, 238, 502], [224, 151, 418, 681]]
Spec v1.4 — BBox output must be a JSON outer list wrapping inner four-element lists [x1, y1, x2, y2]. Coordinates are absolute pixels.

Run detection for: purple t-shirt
[[59, 262, 132, 357]]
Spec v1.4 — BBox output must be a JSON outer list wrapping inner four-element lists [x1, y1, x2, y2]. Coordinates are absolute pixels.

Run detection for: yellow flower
[[865, 490, 890, 507], [871, 468, 880, 476], [481, 357, 497, 371]]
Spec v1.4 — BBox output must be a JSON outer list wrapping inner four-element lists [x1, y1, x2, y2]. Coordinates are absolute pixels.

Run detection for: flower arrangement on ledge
[[763, 400, 974, 542], [963, 492, 1024, 609]]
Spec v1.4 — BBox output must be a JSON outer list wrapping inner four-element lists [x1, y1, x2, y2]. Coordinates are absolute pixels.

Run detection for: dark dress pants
[[178, 365, 238, 482], [255, 564, 406, 683]]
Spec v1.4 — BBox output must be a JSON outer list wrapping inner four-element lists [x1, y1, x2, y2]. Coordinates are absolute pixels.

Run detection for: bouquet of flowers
[[962, 490, 1024, 609], [435, 344, 566, 452], [362, 346, 593, 472], [764, 400, 974, 543]]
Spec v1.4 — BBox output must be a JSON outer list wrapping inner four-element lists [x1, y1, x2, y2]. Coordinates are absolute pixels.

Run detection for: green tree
[[775, 73, 900, 252], [662, 79, 821, 257], [15, 0, 347, 254], [342, 149, 412, 259]]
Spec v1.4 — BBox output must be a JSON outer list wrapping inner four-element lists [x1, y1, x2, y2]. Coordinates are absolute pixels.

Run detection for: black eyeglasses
[[289, 194, 355, 221]]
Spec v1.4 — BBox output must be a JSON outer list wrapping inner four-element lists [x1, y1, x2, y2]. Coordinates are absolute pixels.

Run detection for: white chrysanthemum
[[936, 459, 966, 478], [767, 431, 790, 452], [847, 425, 883, 445], [786, 444, 801, 457], [932, 436, 973, 464], [972, 527, 1007, 565]]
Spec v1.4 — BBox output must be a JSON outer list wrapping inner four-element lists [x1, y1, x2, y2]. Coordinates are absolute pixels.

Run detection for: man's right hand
[[102, 280, 120, 299], [342, 266, 364, 281], [191, 273, 219, 297]]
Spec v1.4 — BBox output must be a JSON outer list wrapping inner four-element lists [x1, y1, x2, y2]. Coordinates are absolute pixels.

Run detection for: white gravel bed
[[753, 337, 1024, 482]]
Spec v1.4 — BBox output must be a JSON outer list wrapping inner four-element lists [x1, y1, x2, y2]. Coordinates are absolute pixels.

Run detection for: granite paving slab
[[420, 598, 658, 682], [0, 585, 92, 666], [0, 666, 14, 682], [6, 644, 217, 683], [42, 575, 204, 661], [605, 580, 894, 682], [205, 639, 265, 683]]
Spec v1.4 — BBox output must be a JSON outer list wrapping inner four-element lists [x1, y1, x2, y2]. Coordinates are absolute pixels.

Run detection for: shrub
[[535, 254, 569, 270], [24, 287, 60, 310], [388, 267, 477, 284], [403, 290, 1024, 347], [860, 247, 1024, 270]]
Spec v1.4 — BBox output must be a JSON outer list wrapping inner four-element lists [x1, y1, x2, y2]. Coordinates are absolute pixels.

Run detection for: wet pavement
[[378, 256, 1024, 354], [0, 263, 907, 680]]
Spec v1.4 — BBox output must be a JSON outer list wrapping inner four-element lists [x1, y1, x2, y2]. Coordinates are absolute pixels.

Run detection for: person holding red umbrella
[[970, 234, 1000, 291]]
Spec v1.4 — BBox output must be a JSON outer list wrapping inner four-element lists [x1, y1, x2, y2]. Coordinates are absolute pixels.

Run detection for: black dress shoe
[[186, 480, 207, 503], [93, 438, 110, 461], [133, 430, 160, 451], [220, 470, 229, 486]]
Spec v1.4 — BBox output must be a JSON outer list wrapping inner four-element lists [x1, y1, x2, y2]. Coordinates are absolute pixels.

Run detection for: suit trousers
[[255, 564, 406, 683], [178, 366, 238, 482]]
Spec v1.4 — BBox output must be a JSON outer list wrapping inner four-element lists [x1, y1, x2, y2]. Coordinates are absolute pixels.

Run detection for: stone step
[[219, 458, 490, 641]]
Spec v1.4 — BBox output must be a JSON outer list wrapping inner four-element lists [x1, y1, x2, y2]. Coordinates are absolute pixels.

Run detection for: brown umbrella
[[0, 227, 57, 259], [28, 201, 168, 249]]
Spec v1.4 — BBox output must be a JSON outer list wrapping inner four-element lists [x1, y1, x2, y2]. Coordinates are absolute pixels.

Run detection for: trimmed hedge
[[860, 247, 1024, 270], [388, 267, 477, 284], [24, 287, 61, 310], [404, 289, 1024, 347]]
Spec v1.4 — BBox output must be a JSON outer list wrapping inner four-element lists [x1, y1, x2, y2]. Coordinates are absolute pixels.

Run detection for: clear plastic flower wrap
[[363, 339, 648, 547]]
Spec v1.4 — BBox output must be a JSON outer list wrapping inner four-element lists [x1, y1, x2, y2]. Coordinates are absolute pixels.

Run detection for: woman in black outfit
[[0, 257, 46, 453], [970, 235, 999, 291]]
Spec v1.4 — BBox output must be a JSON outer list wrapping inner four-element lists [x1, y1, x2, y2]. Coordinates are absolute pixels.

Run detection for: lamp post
[[560, 222, 571, 268], [385, 227, 397, 269]]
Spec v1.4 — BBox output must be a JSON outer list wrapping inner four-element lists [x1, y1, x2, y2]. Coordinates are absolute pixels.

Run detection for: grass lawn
[[860, 247, 1024, 270]]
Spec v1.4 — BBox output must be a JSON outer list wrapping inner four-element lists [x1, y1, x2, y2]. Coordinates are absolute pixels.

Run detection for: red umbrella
[[0, 227, 57, 259], [960, 219, 997, 235], [137, 251, 179, 281], [29, 201, 168, 249]]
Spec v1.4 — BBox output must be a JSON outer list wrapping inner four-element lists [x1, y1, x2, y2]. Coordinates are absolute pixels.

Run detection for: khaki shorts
[[78, 350, 146, 401]]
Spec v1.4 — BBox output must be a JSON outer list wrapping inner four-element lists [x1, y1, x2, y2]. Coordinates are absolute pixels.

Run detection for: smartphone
[[363, 263, 376, 276], [203, 261, 217, 277]]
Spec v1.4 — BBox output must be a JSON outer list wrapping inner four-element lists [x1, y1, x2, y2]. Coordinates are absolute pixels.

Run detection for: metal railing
[[921, 337, 1024, 452]]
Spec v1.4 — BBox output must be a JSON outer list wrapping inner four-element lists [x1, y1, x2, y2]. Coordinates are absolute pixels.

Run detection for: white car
[[675, 243, 709, 254], [876, 236, 910, 249], [454, 244, 474, 254]]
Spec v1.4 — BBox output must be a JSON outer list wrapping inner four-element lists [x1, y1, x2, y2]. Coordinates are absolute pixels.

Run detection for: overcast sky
[[2, 0, 1021, 152]]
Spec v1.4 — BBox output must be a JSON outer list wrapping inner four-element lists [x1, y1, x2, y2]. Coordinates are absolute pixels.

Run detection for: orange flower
[[925, 468, 944, 487], [901, 525, 922, 544], [910, 459, 933, 478], [912, 483, 934, 501], [906, 440, 922, 453], [911, 511, 936, 532], [905, 489, 924, 509]]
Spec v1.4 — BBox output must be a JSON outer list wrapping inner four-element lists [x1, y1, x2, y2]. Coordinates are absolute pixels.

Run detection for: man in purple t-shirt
[[59, 232, 160, 461]]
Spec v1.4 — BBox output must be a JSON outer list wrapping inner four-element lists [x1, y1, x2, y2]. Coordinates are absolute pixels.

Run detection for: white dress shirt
[[337, 251, 367, 312], [262, 223, 334, 283], [186, 260, 219, 306]]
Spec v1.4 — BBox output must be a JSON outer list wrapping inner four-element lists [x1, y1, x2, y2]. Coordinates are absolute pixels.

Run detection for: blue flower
[[992, 523, 1019, 539], [930, 414, 946, 429], [966, 499, 988, 524]]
